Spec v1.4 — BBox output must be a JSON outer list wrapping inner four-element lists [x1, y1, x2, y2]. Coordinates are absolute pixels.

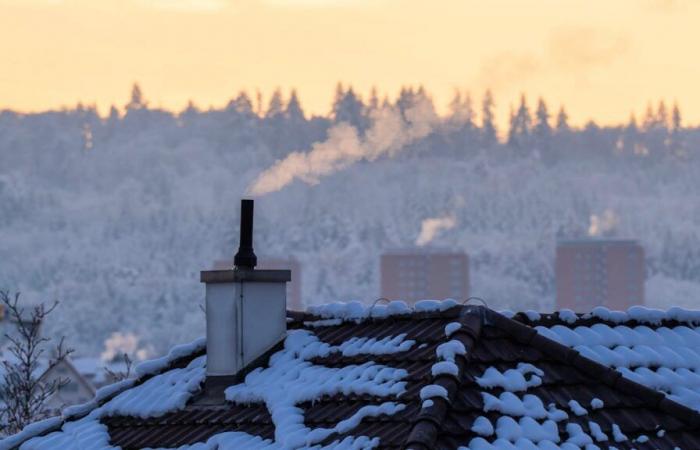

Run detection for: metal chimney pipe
[[234, 199, 257, 269]]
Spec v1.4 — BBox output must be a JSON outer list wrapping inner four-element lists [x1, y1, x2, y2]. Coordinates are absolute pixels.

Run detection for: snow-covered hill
[[2, 91, 700, 356]]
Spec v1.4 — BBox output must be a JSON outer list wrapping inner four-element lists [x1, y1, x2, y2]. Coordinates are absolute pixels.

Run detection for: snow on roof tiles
[[8, 302, 700, 449]]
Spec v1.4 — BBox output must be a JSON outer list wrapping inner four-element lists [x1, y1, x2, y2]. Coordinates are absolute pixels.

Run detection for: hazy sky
[[1, 0, 698, 126]]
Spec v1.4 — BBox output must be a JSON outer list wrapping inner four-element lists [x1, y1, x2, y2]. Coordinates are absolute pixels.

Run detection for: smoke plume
[[415, 214, 457, 247], [247, 97, 438, 196], [588, 209, 619, 237]]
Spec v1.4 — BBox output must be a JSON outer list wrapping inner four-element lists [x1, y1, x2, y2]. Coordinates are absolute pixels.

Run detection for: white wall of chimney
[[205, 281, 287, 377]]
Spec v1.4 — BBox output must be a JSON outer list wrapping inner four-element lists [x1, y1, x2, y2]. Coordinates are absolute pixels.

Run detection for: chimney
[[200, 199, 290, 399]]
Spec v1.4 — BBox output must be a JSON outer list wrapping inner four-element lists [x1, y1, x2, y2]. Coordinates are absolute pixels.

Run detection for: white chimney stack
[[200, 199, 290, 392]]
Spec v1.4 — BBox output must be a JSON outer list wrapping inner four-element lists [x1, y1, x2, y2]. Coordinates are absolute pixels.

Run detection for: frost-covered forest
[[2, 84, 700, 357]]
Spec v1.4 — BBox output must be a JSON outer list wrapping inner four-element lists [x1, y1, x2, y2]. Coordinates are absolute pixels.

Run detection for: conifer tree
[[125, 83, 146, 111], [266, 89, 284, 118], [656, 100, 668, 130], [555, 106, 570, 134], [534, 98, 551, 140], [670, 102, 684, 157], [332, 85, 365, 130], [508, 94, 532, 149], [642, 102, 656, 131], [368, 87, 379, 112], [481, 90, 497, 147], [228, 91, 254, 115], [285, 89, 305, 122]]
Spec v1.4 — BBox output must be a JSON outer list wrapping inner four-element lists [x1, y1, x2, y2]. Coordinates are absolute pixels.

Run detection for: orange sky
[[1, 0, 698, 126]]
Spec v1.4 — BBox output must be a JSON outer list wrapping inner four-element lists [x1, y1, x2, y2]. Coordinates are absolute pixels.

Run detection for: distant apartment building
[[556, 239, 645, 312], [380, 249, 469, 305], [213, 256, 303, 311]]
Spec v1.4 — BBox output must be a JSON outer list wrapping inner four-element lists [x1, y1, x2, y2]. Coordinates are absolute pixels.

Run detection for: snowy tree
[[331, 83, 366, 130], [507, 94, 532, 150], [125, 83, 146, 112], [448, 90, 475, 129], [285, 89, 305, 122], [480, 90, 497, 147], [227, 91, 255, 116], [266, 89, 285, 118], [670, 102, 685, 158], [367, 87, 380, 112], [555, 106, 570, 134], [533, 98, 551, 157]]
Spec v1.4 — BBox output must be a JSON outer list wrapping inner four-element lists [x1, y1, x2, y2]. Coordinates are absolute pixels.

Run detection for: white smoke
[[415, 214, 457, 247], [101, 331, 152, 362], [588, 208, 619, 237], [247, 96, 439, 196]]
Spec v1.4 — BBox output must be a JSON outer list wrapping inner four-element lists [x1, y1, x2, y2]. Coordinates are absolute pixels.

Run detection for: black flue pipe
[[233, 199, 257, 269]]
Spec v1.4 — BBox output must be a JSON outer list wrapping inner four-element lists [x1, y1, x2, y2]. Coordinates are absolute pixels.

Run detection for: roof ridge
[[485, 308, 700, 429], [507, 306, 700, 328], [404, 306, 484, 450]]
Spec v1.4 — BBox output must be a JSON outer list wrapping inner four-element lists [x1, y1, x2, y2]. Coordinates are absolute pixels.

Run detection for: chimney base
[[194, 376, 238, 406]]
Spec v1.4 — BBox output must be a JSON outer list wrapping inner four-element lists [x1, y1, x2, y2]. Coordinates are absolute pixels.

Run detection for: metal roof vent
[[199, 199, 291, 402]]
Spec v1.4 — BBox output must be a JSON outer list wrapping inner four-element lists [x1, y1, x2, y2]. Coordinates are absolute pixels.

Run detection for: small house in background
[[40, 358, 96, 413], [556, 238, 645, 312], [380, 248, 469, 305], [213, 256, 302, 311], [72, 356, 133, 389]]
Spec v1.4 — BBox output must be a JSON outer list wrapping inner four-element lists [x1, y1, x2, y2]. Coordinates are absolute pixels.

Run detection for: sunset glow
[[1, 0, 699, 125]]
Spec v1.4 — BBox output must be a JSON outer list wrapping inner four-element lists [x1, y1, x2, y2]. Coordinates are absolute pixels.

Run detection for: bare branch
[[103, 353, 133, 382], [0, 291, 73, 436]]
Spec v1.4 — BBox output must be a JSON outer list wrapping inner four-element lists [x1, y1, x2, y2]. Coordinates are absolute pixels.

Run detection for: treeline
[[0, 83, 693, 167]]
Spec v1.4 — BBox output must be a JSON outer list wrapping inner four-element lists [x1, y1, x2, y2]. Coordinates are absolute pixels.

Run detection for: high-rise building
[[556, 239, 645, 312], [213, 256, 303, 311], [380, 249, 469, 305]]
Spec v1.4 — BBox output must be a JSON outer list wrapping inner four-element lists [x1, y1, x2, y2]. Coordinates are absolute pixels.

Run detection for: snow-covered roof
[[6, 301, 700, 449]]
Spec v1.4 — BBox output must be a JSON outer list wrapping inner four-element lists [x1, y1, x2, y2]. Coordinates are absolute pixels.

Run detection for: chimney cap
[[200, 269, 291, 284]]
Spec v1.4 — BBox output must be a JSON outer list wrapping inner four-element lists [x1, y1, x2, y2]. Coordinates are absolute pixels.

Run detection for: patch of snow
[[431, 361, 459, 377], [135, 337, 206, 377], [588, 421, 608, 442], [304, 319, 344, 328], [567, 400, 587, 416], [590, 306, 628, 323], [435, 340, 466, 362], [481, 392, 547, 418], [19, 413, 115, 450], [146, 433, 380, 450], [558, 309, 577, 324], [419, 385, 449, 401], [611, 424, 628, 442], [0, 417, 63, 450], [475, 364, 543, 392], [524, 310, 541, 321], [536, 320, 700, 411], [564, 423, 593, 446], [225, 329, 408, 448], [413, 299, 458, 312], [499, 310, 515, 319], [635, 434, 649, 443], [337, 334, 414, 357], [101, 356, 206, 418], [306, 299, 455, 322], [470, 416, 494, 437], [444, 322, 462, 337], [545, 403, 568, 422]]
